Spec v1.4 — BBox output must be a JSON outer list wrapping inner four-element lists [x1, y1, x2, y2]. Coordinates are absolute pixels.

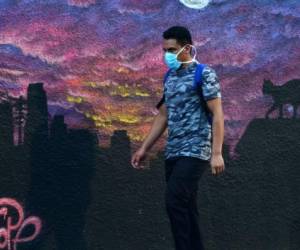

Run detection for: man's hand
[[131, 147, 148, 170], [210, 153, 225, 175]]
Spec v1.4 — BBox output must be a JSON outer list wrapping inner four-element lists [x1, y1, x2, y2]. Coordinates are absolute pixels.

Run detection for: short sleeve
[[155, 94, 165, 110], [201, 66, 222, 101]]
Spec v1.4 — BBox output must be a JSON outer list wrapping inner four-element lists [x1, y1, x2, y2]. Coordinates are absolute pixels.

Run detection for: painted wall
[[0, 0, 299, 249]]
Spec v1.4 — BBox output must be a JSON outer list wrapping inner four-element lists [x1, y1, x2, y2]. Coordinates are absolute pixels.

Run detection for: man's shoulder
[[201, 64, 218, 76], [202, 64, 216, 74]]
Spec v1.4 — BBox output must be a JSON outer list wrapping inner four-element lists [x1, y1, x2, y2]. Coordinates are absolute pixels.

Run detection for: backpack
[[163, 63, 212, 124]]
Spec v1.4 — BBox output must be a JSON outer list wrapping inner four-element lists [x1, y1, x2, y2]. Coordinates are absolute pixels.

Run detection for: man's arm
[[206, 97, 224, 156], [131, 95, 167, 169], [201, 65, 225, 174], [140, 100, 167, 152]]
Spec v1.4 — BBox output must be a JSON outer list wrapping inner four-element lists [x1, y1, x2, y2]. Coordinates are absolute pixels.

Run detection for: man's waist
[[167, 130, 211, 140]]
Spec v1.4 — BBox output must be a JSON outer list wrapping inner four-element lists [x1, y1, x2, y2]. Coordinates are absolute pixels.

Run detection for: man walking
[[131, 26, 225, 250]]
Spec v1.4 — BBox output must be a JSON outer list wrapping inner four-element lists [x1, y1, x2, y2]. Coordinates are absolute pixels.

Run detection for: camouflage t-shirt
[[156, 62, 222, 161]]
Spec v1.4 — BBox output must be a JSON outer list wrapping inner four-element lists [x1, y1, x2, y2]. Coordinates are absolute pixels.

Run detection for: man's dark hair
[[163, 26, 193, 46]]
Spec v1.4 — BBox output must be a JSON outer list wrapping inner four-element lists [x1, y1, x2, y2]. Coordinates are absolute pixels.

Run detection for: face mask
[[164, 45, 198, 70]]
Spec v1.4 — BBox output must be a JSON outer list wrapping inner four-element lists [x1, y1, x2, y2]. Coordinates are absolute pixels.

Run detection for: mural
[[0, 0, 299, 249]]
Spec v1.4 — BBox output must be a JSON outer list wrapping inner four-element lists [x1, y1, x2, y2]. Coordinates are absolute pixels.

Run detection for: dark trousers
[[164, 156, 209, 250]]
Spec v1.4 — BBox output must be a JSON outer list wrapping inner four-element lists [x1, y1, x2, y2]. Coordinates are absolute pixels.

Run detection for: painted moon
[[179, 0, 211, 9]]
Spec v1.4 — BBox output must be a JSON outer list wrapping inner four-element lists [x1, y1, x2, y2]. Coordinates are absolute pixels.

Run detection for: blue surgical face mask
[[164, 45, 198, 70]]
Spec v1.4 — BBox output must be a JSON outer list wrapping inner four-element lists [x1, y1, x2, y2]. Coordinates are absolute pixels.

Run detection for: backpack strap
[[193, 63, 206, 89]]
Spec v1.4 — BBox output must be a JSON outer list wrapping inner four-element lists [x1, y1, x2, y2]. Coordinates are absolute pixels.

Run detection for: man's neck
[[177, 58, 194, 71], [181, 56, 194, 68]]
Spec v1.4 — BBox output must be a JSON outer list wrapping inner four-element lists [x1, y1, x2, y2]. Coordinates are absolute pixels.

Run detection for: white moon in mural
[[179, 0, 211, 9]]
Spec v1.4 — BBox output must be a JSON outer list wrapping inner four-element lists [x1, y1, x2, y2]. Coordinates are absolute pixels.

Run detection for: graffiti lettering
[[0, 198, 42, 250]]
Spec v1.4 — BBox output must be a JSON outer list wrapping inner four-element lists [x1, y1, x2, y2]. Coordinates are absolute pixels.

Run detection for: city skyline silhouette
[[0, 82, 299, 249]]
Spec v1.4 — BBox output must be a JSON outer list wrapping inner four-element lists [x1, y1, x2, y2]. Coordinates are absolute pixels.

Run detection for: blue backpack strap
[[163, 68, 172, 84], [193, 63, 206, 89], [194, 63, 213, 125]]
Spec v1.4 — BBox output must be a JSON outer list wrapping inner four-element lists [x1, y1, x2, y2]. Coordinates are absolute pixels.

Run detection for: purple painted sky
[[0, 0, 299, 153]]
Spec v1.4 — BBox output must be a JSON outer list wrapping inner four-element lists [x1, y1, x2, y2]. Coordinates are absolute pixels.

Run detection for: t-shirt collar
[[175, 61, 197, 74]]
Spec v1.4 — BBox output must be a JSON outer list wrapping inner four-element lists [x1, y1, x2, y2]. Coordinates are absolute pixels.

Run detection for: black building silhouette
[[0, 100, 14, 148], [24, 82, 49, 145]]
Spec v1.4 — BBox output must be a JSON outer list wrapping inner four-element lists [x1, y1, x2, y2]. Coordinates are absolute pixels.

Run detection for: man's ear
[[184, 44, 192, 55]]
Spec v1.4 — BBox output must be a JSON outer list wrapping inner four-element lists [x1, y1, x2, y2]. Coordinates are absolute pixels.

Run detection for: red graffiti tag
[[0, 198, 42, 250]]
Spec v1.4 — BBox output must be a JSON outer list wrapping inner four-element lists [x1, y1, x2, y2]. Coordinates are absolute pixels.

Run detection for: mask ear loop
[[191, 45, 199, 63], [181, 45, 199, 64], [175, 46, 186, 58]]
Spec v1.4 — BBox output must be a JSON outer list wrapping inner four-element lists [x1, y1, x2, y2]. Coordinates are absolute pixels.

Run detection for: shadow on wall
[[0, 79, 299, 250]]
